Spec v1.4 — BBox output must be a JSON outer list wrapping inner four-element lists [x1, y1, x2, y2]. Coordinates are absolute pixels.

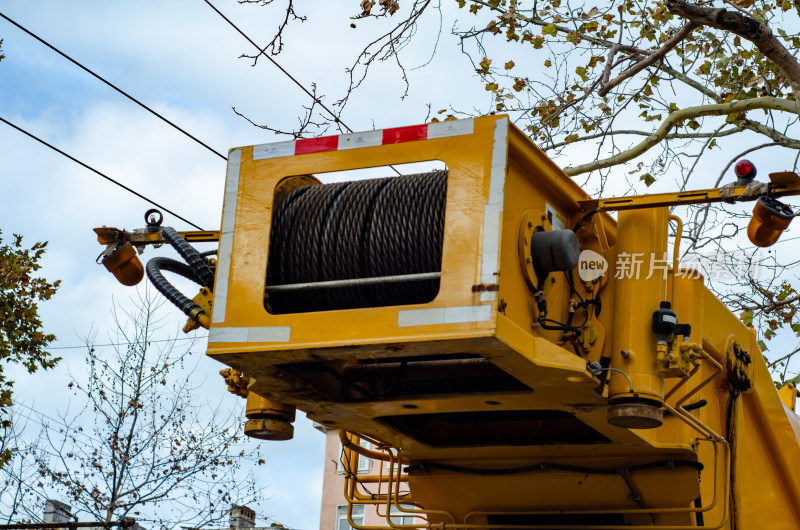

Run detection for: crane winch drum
[[94, 114, 800, 527], [206, 115, 633, 450]]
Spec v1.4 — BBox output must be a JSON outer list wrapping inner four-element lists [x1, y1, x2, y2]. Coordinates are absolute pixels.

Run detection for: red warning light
[[735, 159, 757, 181]]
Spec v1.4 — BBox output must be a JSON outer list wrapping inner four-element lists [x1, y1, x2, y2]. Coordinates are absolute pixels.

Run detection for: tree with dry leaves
[[237, 0, 800, 376], [0, 415, 45, 523], [0, 230, 60, 470], [8, 291, 263, 528]]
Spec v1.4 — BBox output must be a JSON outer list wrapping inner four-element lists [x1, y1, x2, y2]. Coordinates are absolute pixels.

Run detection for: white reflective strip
[[209, 327, 247, 342], [248, 326, 292, 342], [212, 148, 242, 324], [480, 118, 508, 285], [253, 141, 296, 160], [338, 130, 383, 150], [209, 326, 292, 343], [480, 292, 497, 302], [427, 119, 475, 139], [397, 305, 492, 327]]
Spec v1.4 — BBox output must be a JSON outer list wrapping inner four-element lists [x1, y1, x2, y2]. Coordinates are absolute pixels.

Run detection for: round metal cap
[[531, 229, 581, 274], [607, 402, 663, 429], [244, 418, 295, 441]]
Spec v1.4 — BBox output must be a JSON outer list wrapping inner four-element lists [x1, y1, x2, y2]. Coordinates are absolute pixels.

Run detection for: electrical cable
[[572, 208, 598, 232], [565, 269, 601, 316], [0, 115, 204, 230], [202, 0, 403, 177], [47, 336, 207, 350], [13, 401, 105, 447], [202, 0, 351, 134], [0, 11, 227, 161]]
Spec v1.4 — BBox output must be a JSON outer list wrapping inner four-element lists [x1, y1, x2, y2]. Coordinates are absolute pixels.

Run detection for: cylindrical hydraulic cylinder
[[244, 393, 296, 441], [608, 207, 669, 429]]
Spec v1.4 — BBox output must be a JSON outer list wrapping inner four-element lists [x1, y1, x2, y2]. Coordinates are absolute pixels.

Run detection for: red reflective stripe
[[295, 135, 339, 155], [382, 124, 428, 145]]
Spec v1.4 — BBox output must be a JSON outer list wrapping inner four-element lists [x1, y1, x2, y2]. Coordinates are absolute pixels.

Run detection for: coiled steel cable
[[266, 170, 448, 314]]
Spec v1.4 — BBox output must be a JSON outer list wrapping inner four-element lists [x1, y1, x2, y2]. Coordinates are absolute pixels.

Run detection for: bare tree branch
[[26, 290, 263, 527]]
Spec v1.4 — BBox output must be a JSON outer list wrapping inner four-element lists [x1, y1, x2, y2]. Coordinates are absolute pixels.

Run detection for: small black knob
[[652, 301, 677, 339]]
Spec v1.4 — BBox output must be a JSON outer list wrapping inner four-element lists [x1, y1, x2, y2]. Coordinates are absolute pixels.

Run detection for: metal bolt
[[620, 350, 631, 360]]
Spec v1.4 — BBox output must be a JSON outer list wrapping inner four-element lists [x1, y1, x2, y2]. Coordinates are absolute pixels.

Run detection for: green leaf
[[0, 230, 60, 439], [542, 23, 557, 37]]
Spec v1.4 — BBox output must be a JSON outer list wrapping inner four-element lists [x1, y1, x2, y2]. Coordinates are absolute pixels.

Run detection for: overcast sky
[[0, 2, 496, 528], [2, 1, 800, 528]]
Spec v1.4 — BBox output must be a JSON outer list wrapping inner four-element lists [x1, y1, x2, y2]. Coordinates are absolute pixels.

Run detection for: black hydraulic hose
[[146, 257, 206, 320], [149, 257, 204, 286], [694, 494, 704, 526], [199, 249, 217, 275], [683, 399, 708, 412], [161, 226, 215, 290]]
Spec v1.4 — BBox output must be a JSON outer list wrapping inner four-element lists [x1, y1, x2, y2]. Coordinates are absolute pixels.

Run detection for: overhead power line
[[203, 1, 404, 177], [47, 335, 208, 350], [0, 11, 227, 161], [13, 401, 103, 446], [0, 115, 204, 230], [203, 0, 354, 134]]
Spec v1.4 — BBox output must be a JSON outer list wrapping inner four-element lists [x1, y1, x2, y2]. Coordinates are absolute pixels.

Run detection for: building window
[[385, 459, 401, 473], [389, 504, 417, 526], [338, 440, 371, 474], [336, 504, 365, 530]]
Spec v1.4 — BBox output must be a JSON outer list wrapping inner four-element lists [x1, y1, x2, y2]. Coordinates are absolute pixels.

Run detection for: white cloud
[[0, 2, 483, 527]]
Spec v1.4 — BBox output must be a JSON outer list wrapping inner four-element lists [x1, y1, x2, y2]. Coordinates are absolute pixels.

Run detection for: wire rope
[[266, 171, 447, 313]]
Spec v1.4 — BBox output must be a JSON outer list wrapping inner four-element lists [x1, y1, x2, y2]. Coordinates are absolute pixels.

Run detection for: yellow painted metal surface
[[214, 128, 498, 349], [609, 208, 669, 405], [779, 383, 797, 411], [578, 170, 800, 212], [200, 115, 800, 527]]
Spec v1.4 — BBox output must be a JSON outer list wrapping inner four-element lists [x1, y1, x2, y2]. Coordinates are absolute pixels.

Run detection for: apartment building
[[315, 425, 417, 530]]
